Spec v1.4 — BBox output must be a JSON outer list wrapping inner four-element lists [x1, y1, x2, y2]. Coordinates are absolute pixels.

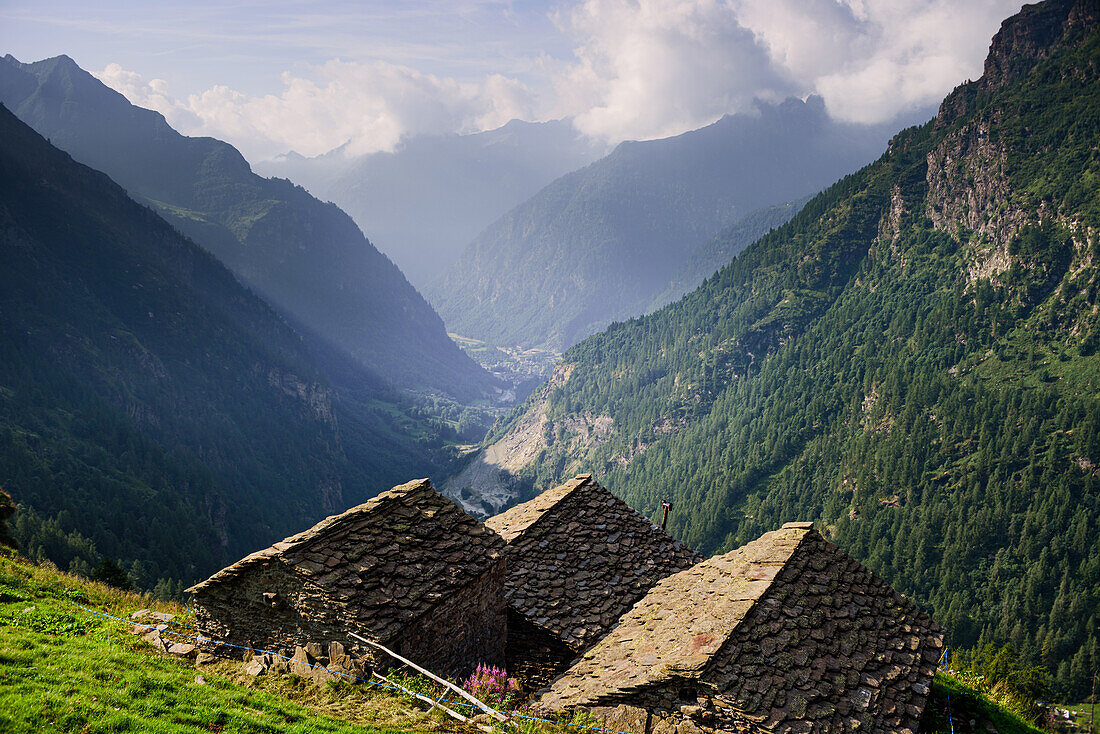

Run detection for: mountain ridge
[[428, 96, 924, 351], [0, 54, 498, 401], [0, 101, 451, 588]]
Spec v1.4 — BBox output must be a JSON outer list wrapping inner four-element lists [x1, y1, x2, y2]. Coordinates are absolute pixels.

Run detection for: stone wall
[[505, 609, 577, 691], [192, 545, 506, 679], [399, 560, 507, 678], [190, 561, 346, 654]]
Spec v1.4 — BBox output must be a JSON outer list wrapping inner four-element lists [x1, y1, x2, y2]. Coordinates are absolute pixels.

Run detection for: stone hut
[[484, 474, 703, 688], [539, 522, 944, 734], [186, 479, 506, 678]]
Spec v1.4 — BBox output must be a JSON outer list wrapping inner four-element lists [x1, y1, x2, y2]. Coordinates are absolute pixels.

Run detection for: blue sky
[[0, 0, 1024, 162], [0, 1, 567, 94]]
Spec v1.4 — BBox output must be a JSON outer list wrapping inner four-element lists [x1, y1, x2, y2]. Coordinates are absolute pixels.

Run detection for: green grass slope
[[0, 550, 440, 733], [485, 0, 1100, 699]]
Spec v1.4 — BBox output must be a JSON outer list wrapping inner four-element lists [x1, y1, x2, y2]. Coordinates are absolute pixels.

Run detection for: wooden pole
[[350, 632, 507, 722], [373, 672, 495, 733], [374, 671, 468, 721], [1091, 665, 1096, 734]]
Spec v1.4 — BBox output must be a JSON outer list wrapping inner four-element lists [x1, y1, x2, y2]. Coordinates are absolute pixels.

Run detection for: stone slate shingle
[[186, 479, 507, 677], [540, 522, 944, 734], [485, 474, 703, 686]]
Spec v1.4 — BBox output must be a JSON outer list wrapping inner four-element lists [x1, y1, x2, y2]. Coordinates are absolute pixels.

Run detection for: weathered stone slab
[[244, 659, 267, 676], [141, 629, 166, 652], [167, 642, 196, 657], [289, 646, 313, 677]]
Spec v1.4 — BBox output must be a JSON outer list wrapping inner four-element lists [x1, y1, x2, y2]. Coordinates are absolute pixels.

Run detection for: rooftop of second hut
[[484, 474, 703, 651]]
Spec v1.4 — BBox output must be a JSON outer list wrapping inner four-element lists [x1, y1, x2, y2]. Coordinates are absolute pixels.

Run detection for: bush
[[89, 557, 132, 591]]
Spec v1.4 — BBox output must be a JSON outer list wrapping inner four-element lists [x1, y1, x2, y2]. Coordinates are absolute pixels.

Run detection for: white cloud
[[730, 0, 1021, 124], [97, 59, 540, 161], [556, 0, 791, 142], [94, 0, 1022, 160], [96, 63, 202, 130], [555, 0, 1021, 139]]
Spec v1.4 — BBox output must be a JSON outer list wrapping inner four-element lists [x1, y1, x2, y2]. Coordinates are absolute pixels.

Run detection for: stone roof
[[541, 523, 944, 732], [186, 479, 505, 638], [484, 474, 703, 652]]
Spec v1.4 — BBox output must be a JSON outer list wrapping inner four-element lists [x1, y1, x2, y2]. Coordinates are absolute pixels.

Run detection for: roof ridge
[[186, 478, 435, 592], [279, 477, 433, 549], [696, 525, 819, 665], [484, 474, 594, 542], [673, 523, 816, 653], [538, 524, 817, 708]]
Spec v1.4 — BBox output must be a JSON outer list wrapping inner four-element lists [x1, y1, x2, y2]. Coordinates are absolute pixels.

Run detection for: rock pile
[[241, 641, 368, 685], [128, 608, 372, 686], [128, 609, 197, 657]]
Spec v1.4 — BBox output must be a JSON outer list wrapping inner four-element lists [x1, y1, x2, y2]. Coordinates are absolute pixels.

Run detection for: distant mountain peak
[[429, 93, 908, 351]]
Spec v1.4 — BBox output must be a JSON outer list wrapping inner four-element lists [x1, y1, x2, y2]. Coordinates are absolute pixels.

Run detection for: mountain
[[453, 0, 1100, 698], [0, 102, 452, 590], [428, 98, 918, 351], [648, 198, 809, 311], [257, 120, 607, 288], [0, 54, 497, 401]]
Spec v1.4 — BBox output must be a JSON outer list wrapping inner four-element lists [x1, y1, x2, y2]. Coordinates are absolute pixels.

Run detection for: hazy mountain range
[[0, 101, 457, 586], [257, 119, 607, 288], [0, 53, 498, 402], [428, 96, 927, 351]]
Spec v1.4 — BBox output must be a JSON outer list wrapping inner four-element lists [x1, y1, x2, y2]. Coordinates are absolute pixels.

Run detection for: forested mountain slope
[[649, 199, 809, 311], [258, 119, 605, 288], [429, 97, 910, 351], [0, 104, 448, 592], [466, 0, 1100, 698], [0, 54, 497, 401]]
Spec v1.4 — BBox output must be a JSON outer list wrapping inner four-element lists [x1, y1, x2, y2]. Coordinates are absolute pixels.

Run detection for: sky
[[0, 0, 1024, 162]]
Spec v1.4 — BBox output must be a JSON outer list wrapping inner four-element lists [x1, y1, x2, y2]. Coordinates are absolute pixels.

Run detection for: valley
[[0, 0, 1097, 727], [444, 0, 1100, 701]]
